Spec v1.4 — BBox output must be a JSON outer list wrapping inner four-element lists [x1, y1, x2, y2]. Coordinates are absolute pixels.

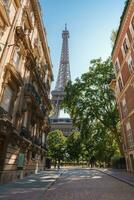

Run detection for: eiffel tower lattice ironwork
[[50, 25, 73, 137], [51, 24, 71, 118]]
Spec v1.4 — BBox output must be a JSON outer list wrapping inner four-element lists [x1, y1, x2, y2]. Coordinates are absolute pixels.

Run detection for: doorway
[[130, 154, 134, 172], [0, 139, 5, 170]]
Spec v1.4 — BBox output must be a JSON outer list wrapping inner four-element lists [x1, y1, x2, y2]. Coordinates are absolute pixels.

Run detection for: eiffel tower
[[50, 25, 73, 136]]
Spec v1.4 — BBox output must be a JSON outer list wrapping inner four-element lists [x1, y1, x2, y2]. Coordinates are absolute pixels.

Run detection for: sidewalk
[[0, 169, 63, 200], [95, 168, 134, 187]]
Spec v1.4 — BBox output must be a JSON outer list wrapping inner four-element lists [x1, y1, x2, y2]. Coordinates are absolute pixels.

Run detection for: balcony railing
[[20, 127, 45, 148], [34, 137, 42, 146], [40, 104, 46, 115], [20, 126, 32, 140], [15, 26, 51, 110], [41, 143, 48, 151], [0, 106, 8, 117], [24, 83, 41, 105], [0, 106, 11, 121]]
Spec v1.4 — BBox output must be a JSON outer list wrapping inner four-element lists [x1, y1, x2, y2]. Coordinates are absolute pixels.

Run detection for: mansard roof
[[112, 0, 129, 55]]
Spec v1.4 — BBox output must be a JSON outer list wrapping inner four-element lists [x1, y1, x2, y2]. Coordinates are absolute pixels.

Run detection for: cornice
[[112, 1, 134, 61]]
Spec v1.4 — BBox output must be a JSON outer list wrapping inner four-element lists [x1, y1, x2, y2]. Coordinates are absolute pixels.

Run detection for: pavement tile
[[0, 170, 62, 200]]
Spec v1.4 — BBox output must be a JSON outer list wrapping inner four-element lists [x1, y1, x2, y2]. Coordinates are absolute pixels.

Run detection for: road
[[44, 168, 134, 200], [0, 168, 134, 200]]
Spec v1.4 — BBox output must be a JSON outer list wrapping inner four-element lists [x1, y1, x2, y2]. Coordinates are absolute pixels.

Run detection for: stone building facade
[[0, 0, 53, 183], [112, 0, 134, 172]]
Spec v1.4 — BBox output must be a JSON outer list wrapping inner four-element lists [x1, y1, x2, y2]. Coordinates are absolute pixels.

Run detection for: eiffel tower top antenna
[[65, 23, 67, 30], [55, 24, 71, 91]]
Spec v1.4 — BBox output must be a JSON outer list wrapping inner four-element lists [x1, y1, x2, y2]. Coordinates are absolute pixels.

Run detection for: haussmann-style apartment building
[[112, 0, 134, 172], [0, 0, 53, 183]]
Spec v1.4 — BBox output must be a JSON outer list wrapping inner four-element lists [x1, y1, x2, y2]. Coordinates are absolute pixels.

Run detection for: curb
[[47, 170, 64, 190], [94, 168, 134, 187]]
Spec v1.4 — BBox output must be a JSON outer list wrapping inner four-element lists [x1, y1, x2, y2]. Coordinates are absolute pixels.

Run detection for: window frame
[[126, 121, 134, 147], [114, 58, 120, 74], [122, 34, 130, 57], [127, 55, 134, 73], [0, 85, 13, 113]]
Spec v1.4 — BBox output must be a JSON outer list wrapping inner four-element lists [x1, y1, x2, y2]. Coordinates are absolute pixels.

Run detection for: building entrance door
[[0, 139, 5, 170], [130, 154, 134, 172]]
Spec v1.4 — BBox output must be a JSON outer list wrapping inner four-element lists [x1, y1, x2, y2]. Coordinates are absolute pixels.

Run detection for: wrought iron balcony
[[40, 104, 46, 115], [15, 27, 51, 110], [41, 143, 48, 151], [20, 126, 31, 140], [0, 106, 11, 121], [24, 83, 41, 105], [0, 106, 12, 135], [33, 136, 42, 146], [0, 106, 8, 117]]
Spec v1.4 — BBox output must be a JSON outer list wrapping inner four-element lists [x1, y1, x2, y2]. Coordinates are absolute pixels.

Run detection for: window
[[9, 1, 16, 23], [126, 122, 134, 147], [121, 97, 127, 117], [45, 69, 48, 83], [0, 86, 13, 112], [13, 50, 20, 69], [23, 111, 28, 127], [114, 58, 120, 74], [0, 28, 4, 42], [42, 133, 45, 145], [118, 77, 123, 91], [132, 16, 134, 31], [31, 152, 36, 160], [122, 35, 130, 57], [30, 11, 34, 26], [123, 38, 129, 54], [3, 0, 10, 13], [3, 0, 9, 4], [127, 56, 134, 73]]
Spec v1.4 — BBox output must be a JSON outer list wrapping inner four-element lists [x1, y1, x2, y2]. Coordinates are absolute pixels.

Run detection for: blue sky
[[40, 0, 125, 89]]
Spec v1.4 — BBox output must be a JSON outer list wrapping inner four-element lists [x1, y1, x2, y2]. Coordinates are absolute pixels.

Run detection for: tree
[[47, 130, 66, 167], [111, 29, 118, 47], [62, 57, 123, 162], [66, 131, 82, 163]]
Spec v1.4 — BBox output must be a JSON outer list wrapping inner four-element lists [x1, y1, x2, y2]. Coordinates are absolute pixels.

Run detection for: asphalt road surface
[[44, 168, 134, 200], [0, 168, 134, 200]]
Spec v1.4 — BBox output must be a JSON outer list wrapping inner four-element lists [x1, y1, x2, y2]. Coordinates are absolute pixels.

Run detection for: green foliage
[[111, 29, 118, 47], [62, 57, 123, 163], [47, 130, 66, 162], [66, 131, 82, 162]]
